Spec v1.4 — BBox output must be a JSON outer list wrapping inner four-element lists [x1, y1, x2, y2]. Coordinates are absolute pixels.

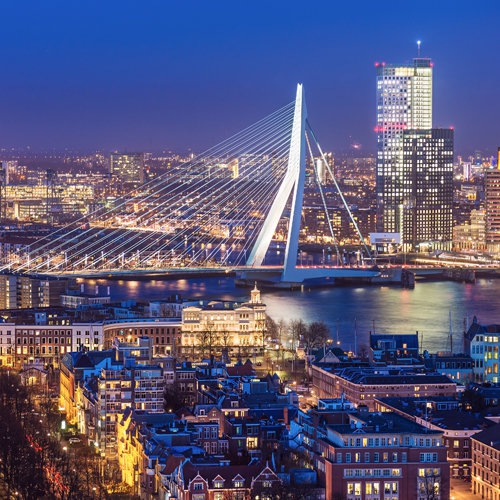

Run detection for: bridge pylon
[[246, 84, 307, 282]]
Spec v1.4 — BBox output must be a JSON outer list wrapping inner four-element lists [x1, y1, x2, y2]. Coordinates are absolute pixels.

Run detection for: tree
[[289, 319, 307, 351], [265, 316, 279, 342], [418, 469, 447, 500], [198, 321, 218, 359], [304, 321, 330, 351], [276, 318, 290, 346]]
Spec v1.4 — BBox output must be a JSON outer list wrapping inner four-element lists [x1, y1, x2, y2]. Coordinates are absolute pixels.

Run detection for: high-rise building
[[401, 128, 454, 250], [109, 153, 144, 185], [376, 53, 453, 250], [484, 156, 500, 247], [376, 56, 433, 236]]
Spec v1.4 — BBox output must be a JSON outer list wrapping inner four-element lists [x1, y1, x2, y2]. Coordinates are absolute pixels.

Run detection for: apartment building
[[316, 410, 450, 500]]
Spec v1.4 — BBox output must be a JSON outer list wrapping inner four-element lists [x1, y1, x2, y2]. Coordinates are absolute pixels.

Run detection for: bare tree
[[289, 319, 307, 351], [198, 321, 218, 358], [304, 321, 330, 350], [418, 469, 446, 500], [276, 318, 290, 346], [265, 316, 279, 342]]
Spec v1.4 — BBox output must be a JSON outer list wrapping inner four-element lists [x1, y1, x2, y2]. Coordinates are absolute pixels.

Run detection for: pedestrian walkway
[[450, 479, 474, 500]]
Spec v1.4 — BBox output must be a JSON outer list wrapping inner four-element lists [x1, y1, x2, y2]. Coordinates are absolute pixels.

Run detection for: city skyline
[[0, 1, 498, 156]]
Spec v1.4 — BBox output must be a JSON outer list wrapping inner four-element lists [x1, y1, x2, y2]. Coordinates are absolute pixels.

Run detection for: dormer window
[[214, 481, 224, 488], [193, 483, 204, 490], [233, 481, 244, 488]]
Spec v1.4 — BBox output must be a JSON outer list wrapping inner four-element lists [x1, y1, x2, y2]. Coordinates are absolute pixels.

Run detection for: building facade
[[181, 286, 266, 359], [485, 168, 500, 247], [316, 410, 450, 500], [376, 56, 433, 235], [110, 153, 144, 185], [401, 128, 454, 251]]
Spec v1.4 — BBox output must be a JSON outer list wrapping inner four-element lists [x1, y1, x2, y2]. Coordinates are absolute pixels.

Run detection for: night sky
[[0, 1, 499, 157]]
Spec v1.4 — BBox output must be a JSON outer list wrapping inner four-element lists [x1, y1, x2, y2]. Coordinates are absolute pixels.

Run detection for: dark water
[[84, 277, 500, 355]]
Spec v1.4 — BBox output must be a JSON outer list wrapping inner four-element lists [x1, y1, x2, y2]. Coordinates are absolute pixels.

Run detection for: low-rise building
[[181, 286, 266, 359], [375, 396, 497, 479], [312, 365, 457, 409], [465, 317, 500, 383], [471, 422, 500, 499]]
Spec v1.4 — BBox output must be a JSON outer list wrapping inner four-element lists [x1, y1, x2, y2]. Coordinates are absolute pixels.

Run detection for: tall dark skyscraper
[[402, 128, 454, 250], [376, 52, 453, 251]]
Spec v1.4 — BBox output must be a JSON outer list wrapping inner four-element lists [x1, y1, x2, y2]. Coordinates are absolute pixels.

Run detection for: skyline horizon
[[0, 2, 498, 157]]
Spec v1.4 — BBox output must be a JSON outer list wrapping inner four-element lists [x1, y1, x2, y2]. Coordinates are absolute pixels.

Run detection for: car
[[256, 362, 262, 366], [69, 438, 81, 444]]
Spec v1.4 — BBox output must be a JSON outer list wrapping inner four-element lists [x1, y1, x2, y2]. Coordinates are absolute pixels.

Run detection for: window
[[214, 481, 224, 489], [346, 453, 351, 463], [193, 483, 204, 490], [374, 453, 379, 463], [453, 440, 460, 448], [233, 481, 244, 488]]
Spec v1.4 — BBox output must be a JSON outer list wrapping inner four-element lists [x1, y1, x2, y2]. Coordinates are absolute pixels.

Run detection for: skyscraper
[[402, 128, 454, 250], [109, 153, 144, 185], [484, 149, 500, 249], [376, 52, 453, 250]]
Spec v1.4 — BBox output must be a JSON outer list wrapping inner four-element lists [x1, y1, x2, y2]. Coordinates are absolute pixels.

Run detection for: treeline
[[0, 371, 133, 500], [266, 317, 331, 351]]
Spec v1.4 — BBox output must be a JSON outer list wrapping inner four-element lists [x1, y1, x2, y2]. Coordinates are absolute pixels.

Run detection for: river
[[82, 276, 500, 355]]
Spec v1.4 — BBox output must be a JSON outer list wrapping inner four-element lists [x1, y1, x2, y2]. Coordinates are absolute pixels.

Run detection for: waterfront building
[[465, 317, 500, 383], [421, 352, 474, 382], [471, 422, 500, 499], [453, 209, 486, 251], [110, 152, 144, 185], [376, 54, 453, 251], [181, 285, 266, 359], [311, 365, 457, 409], [401, 128, 454, 251], [370, 332, 419, 365], [316, 410, 450, 500], [376, 55, 432, 235], [485, 167, 500, 250]]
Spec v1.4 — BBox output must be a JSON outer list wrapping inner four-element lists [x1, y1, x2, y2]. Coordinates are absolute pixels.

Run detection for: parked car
[[69, 438, 81, 444]]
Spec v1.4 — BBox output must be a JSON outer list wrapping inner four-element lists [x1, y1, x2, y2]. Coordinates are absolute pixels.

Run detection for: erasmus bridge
[[2, 85, 382, 286]]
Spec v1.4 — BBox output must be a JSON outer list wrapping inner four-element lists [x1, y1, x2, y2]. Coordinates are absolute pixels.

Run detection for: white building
[[181, 285, 266, 357], [465, 317, 500, 383], [376, 54, 433, 235]]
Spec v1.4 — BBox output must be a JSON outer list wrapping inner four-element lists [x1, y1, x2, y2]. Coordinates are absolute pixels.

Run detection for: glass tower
[[376, 57, 433, 236]]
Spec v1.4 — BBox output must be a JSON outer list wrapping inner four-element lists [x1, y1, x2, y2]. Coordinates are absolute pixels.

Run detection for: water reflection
[[83, 277, 500, 355]]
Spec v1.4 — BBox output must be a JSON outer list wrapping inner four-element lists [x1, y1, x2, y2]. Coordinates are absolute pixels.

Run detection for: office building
[[376, 54, 454, 250], [401, 128, 454, 250], [484, 151, 500, 247], [376, 56, 432, 234], [110, 152, 144, 185]]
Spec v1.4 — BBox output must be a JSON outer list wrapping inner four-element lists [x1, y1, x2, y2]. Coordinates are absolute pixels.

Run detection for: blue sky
[[0, 1, 498, 156]]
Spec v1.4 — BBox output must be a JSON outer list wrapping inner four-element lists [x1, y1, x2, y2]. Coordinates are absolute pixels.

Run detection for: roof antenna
[[417, 40, 421, 58]]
